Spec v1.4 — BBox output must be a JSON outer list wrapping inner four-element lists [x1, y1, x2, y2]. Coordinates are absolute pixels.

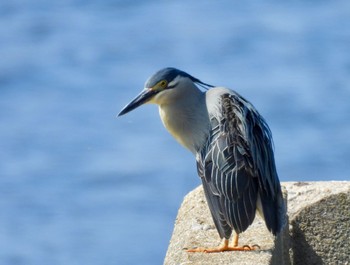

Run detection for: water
[[0, 1, 349, 264]]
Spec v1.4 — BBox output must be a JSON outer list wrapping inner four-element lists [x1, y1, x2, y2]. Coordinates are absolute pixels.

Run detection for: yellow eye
[[159, 80, 167, 88]]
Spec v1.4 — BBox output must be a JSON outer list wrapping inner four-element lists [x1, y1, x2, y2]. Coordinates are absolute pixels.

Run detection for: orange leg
[[186, 234, 259, 253]]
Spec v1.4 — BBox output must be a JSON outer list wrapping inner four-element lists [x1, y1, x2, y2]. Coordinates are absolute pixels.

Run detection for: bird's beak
[[118, 88, 157, 116]]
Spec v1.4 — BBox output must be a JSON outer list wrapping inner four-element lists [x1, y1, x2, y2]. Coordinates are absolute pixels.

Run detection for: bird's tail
[[258, 187, 287, 235]]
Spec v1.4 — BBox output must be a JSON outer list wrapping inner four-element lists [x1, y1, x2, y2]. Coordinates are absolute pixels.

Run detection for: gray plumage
[[119, 67, 286, 240]]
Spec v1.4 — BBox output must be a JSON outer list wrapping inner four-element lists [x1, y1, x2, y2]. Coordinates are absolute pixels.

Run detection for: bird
[[118, 67, 286, 252]]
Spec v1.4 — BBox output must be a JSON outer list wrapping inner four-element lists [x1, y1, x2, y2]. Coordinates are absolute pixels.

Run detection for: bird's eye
[[159, 80, 168, 88]]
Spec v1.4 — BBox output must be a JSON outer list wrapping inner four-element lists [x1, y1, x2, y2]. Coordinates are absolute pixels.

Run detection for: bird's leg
[[233, 233, 239, 247], [186, 234, 260, 253]]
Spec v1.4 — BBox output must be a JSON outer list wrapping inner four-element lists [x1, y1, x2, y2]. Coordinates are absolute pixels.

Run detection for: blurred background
[[0, 1, 349, 264]]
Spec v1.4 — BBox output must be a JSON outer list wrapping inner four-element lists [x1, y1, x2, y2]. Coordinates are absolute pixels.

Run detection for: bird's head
[[118, 67, 213, 116]]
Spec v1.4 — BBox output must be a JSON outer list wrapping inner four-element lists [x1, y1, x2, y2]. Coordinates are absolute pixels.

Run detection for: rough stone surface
[[164, 181, 350, 265], [290, 192, 350, 265]]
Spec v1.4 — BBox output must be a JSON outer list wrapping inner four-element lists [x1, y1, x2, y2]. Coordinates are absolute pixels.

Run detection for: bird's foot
[[186, 238, 260, 253], [187, 245, 259, 253]]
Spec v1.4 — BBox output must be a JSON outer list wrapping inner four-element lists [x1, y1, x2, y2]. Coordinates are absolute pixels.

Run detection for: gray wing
[[197, 92, 285, 238]]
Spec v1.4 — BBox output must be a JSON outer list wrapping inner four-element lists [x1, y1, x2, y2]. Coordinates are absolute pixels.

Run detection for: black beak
[[118, 88, 157, 116]]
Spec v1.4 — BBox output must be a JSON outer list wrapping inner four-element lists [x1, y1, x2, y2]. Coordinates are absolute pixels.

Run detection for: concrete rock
[[290, 191, 350, 265], [164, 181, 350, 265]]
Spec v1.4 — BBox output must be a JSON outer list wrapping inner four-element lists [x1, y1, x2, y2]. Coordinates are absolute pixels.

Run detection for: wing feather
[[197, 91, 285, 238]]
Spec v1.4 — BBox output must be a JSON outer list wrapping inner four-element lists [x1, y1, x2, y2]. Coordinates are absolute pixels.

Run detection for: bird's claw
[[241, 244, 260, 250]]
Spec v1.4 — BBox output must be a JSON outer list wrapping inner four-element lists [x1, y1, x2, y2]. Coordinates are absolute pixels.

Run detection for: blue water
[[1, 1, 349, 264]]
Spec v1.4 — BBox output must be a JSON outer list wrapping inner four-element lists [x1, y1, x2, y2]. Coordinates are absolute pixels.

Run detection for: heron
[[118, 67, 285, 252]]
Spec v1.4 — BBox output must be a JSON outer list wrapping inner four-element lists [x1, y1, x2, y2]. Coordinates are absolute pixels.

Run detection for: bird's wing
[[197, 91, 283, 236]]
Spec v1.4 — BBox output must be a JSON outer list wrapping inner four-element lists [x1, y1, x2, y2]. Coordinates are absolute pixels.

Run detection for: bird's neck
[[158, 91, 210, 155]]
